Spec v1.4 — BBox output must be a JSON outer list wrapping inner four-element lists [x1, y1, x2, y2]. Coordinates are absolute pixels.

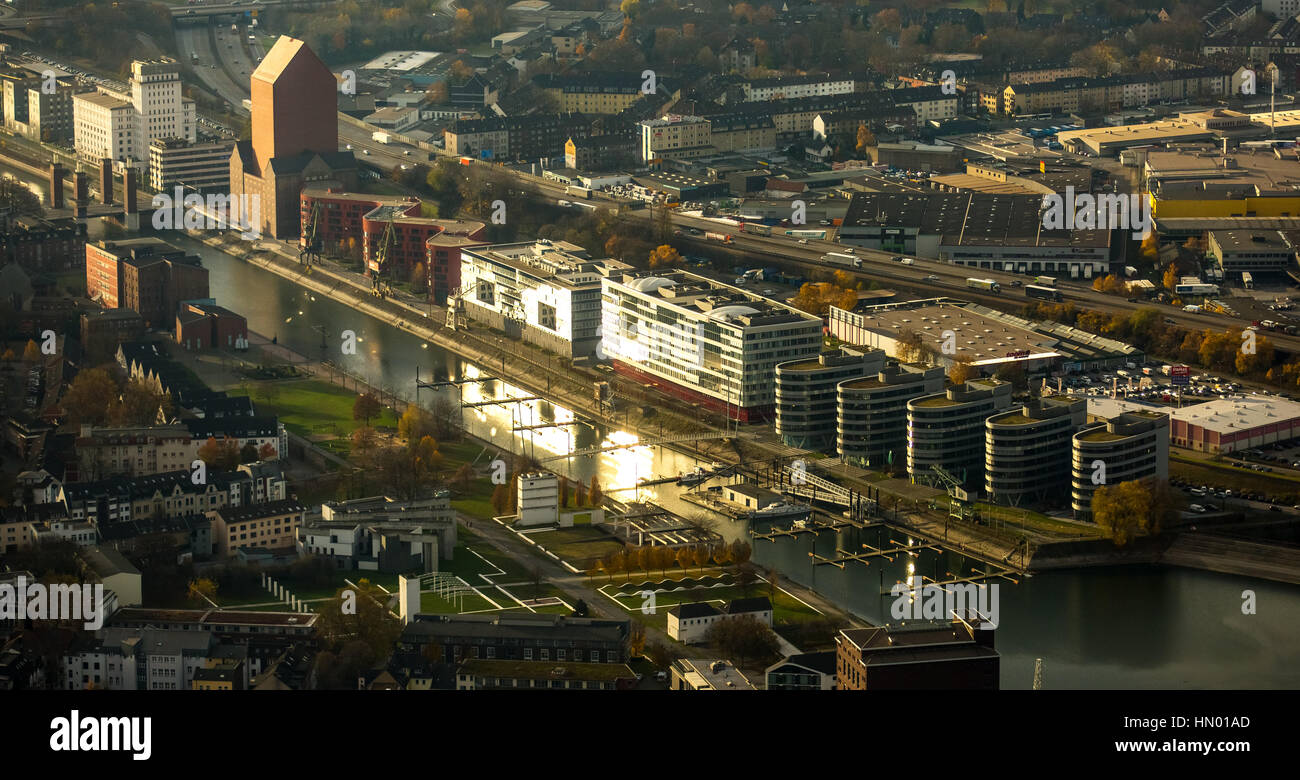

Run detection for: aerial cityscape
[[0, 0, 1293, 742]]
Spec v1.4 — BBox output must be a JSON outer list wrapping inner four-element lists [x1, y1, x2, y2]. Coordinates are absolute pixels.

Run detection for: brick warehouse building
[[300, 188, 487, 302], [176, 302, 248, 351], [230, 37, 357, 240], [85, 238, 209, 329]]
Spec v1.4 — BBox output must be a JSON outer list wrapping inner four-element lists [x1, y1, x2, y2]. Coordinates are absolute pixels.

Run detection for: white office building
[[74, 58, 195, 171], [459, 240, 631, 359], [600, 270, 824, 422]]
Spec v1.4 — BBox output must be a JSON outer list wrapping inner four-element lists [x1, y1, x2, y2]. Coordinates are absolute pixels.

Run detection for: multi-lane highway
[[176, 23, 250, 113]]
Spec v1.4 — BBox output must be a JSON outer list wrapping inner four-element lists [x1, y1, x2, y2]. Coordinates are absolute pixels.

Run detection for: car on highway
[[797, 238, 808, 244], [891, 256, 903, 262], [926, 274, 940, 281], [345, 144, 352, 150], [362, 149, 370, 155], [1008, 280, 1023, 287], [844, 248, 855, 254], [403, 150, 411, 156]]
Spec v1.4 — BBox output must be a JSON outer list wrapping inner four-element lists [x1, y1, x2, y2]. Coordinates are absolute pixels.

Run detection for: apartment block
[[398, 613, 630, 666], [637, 114, 712, 163], [84, 238, 209, 329], [208, 499, 306, 558]]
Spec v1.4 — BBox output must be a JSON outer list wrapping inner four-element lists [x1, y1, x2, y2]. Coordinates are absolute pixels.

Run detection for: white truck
[[372, 131, 391, 144], [822, 252, 862, 268]]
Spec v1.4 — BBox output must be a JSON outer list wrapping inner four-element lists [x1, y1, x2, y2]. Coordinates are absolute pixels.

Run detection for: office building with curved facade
[[837, 364, 945, 470], [1070, 410, 1170, 519], [985, 397, 1087, 506], [908, 378, 1013, 490], [775, 347, 886, 451]]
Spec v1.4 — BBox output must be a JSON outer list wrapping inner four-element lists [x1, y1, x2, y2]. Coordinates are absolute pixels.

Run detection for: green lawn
[[973, 503, 1105, 539], [245, 378, 399, 456], [528, 526, 626, 568], [444, 525, 535, 582], [420, 589, 497, 614], [496, 582, 570, 605], [450, 478, 498, 520]]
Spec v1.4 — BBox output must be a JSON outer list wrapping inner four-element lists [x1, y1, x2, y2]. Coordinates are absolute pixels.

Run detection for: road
[[176, 23, 250, 114]]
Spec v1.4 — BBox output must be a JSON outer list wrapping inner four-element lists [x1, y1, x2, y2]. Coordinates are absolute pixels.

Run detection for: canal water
[[9, 162, 1300, 688]]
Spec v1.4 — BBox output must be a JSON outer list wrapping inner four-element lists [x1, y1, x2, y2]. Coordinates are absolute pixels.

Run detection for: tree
[[948, 353, 977, 385], [425, 81, 449, 104], [490, 483, 510, 515], [397, 404, 436, 442], [692, 544, 710, 568], [187, 577, 219, 605], [239, 442, 259, 463], [855, 123, 876, 157], [61, 367, 119, 426], [22, 339, 42, 363], [790, 282, 858, 317], [1162, 264, 1180, 290], [676, 547, 694, 572], [704, 615, 780, 668], [111, 378, 172, 426], [353, 393, 382, 426], [258, 442, 277, 460], [648, 244, 682, 269], [588, 476, 603, 507], [559, 474, 570, 507], [1091, 482, 1146, 547], [628, 620, 647, 658], [351, 426, 377, 455], [197, 436, 240, 471], [0, 176, 42, 218], [729, 540, 752, 569], [315, 580, 401, 674]]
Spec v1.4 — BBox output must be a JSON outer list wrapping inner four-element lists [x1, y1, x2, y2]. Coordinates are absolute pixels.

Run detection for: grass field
[[527, 526, 626, 567], [450, 478, 497, 520], [421, 589, 498, 614], [974, 503, 1106, 539], [246, 378, 398, 456], [448, 526, 535, 582]]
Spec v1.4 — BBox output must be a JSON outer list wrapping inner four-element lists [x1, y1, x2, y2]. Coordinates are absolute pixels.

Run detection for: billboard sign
[[1171, 365, 1191, 386]]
